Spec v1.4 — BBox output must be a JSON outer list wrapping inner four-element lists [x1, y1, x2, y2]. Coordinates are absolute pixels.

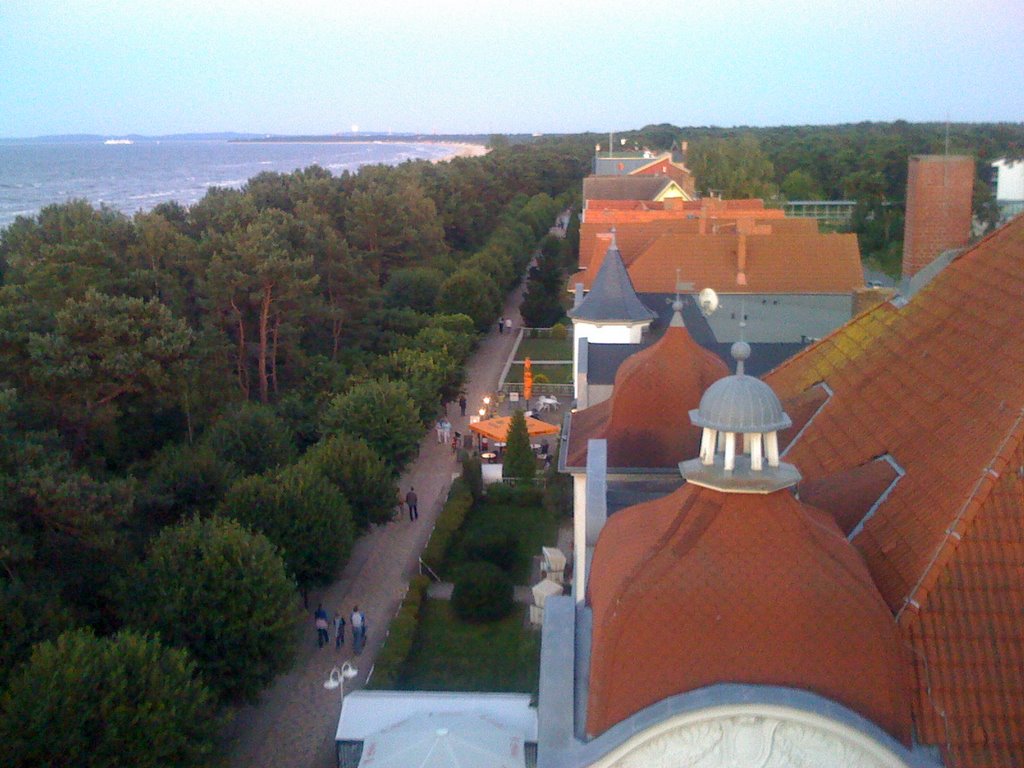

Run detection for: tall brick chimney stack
[[902, 155, 974, 280]]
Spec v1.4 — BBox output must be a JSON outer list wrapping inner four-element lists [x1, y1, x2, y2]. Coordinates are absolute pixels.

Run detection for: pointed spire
[[568, 231, 656, 323]]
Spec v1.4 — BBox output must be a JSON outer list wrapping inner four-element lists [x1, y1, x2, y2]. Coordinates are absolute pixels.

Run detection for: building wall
[[992, 158, 1024, 201], [573, 322, 646, 398], [902, 155, 974, 279]]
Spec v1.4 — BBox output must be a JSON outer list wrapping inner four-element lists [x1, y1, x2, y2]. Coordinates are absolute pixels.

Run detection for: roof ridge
[[896, 404, 1024, 627]]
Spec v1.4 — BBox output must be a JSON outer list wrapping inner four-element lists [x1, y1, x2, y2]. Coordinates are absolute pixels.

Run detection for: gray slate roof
[[567, 242, 656, 323], [582, 175, 674, 201]]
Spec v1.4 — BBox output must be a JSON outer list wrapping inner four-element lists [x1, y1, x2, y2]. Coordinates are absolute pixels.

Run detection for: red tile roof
[[764, 214, 1024, 767], [586, 483, 913, 741], [565, 322, 729, 468], [575, 216, 816, 276], [574, 231, 864, 294]]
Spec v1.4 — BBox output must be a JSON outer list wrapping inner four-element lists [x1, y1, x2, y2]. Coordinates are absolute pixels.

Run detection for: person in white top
[[351, 605, 366, 654]]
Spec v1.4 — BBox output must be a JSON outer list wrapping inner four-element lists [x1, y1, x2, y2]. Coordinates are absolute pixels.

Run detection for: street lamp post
[[324, 662, 358, 702]]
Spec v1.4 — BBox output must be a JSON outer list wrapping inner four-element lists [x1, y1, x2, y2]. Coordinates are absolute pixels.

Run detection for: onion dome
[[585, 482, 913, 744], [603, 299, 729, 467], [568, 233, 656, 324]]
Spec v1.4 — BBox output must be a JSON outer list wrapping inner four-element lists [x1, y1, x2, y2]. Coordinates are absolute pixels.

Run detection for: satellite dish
[[698, 287, 719, 316]]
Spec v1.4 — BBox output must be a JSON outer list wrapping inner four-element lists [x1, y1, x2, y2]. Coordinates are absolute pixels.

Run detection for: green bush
[[451, 562, 514, 623], [486, 482, 543, 507], [550, 323, 568, 341], [421, 481, 473, 574], [462, 530, 519, 573], [462, 455, 483, 502], [370, 575, 430, 689]]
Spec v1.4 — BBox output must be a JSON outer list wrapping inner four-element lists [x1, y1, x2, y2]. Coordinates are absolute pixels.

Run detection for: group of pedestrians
[[434, 418, 452, 445], [497, 317, 513, 334], [314, 604, 367, 654]]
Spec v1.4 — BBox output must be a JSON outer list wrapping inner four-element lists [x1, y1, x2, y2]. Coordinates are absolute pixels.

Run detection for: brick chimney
[[902, 155, 974, 280]]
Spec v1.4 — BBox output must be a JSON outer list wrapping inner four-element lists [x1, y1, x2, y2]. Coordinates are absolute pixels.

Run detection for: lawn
[[515, 337, 573, 361], [449, 487, 559, 584], [505, 363, 573, 384], [395, 599, 539, 693]]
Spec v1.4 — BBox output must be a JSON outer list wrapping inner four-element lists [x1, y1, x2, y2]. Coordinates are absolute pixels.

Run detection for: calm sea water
[[0, 139, 462, 229]]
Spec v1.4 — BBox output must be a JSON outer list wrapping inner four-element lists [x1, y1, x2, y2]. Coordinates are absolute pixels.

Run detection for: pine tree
[[502, 409, 535, 482]]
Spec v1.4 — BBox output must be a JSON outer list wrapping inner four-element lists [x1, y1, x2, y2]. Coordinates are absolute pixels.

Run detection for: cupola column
[[766, 431, 780, 467], [750, 432, 764, 471], [724, 432, 736, 472]]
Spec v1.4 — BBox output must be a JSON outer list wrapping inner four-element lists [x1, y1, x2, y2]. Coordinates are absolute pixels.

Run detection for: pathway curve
[[223, 283, 526, 768]]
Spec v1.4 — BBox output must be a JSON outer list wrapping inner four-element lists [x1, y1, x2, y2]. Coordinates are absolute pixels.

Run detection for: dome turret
[[682, 344, 799, 493]]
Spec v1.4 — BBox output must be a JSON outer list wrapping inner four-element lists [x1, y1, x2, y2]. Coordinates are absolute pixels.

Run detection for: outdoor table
[[480, 452, 497, 462]]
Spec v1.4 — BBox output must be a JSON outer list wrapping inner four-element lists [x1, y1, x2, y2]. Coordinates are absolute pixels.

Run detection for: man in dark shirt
[[406, 487, 418, 520]]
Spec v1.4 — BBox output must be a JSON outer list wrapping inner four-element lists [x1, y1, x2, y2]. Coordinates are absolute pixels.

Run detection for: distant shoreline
[[229, 138, 488, 161]]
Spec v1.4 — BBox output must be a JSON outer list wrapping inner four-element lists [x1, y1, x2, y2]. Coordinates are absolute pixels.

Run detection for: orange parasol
[[469, 415, 559, 442], [524, 357, 533, 401]]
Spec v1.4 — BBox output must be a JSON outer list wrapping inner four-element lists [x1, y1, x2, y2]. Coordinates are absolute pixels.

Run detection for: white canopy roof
[[359, 712, 524, 768], [336, 690, 536, 743]]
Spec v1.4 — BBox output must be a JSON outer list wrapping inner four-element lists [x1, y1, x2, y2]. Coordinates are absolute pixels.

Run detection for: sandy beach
[[428, 141, 489, 162]]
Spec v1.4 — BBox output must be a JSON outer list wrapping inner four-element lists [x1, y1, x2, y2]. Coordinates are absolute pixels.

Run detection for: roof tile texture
[[765, 214, 1024, 767], [565, 322, 728, 468], [574, 227, 862, 295], [585, 484, 913, 742]]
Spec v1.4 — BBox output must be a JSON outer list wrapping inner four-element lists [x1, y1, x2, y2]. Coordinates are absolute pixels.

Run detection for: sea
[[0, 139, 466, 230]]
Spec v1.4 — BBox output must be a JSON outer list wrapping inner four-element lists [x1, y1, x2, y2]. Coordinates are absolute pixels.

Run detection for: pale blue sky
[[1, 0, 1021, 137]]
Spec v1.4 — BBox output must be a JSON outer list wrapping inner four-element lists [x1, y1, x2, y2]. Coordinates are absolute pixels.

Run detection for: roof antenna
[[732, 298, 751, 376], [670, 268, 694, 325]]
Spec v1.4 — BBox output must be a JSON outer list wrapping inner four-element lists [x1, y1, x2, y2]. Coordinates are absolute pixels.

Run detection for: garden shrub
[[451, 562, 514, 623], [550, 323, 568, 341], [485, 482, 543, 507], [370, 575, 430, 689], [462, 455, 483, 502], [462, 530, 519, 574], [421, 480, 473, 574]]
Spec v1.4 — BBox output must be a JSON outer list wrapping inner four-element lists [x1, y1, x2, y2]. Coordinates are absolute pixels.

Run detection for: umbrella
[[359, 712, 524, 768], [468, 415, 560, 443], [523, 357, 533, 401]]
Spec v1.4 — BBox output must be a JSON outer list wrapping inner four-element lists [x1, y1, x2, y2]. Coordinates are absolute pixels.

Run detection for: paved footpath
[[222, 283, 526, 768]]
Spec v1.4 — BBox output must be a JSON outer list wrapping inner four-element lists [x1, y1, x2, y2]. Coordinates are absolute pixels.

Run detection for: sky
[[1, 0, 1022, 138]]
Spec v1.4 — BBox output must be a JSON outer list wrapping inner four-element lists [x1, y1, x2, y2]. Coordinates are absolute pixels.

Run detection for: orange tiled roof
[[586, 483, 913, 741], [565, 321, 729, 468], [575, 216, 815, 276], [765, 214, 1024, 767], [573, 231, 863, 294]]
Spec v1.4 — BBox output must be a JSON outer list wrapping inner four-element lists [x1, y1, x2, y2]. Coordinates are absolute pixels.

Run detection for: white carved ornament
[[601, 711, 909, 768]]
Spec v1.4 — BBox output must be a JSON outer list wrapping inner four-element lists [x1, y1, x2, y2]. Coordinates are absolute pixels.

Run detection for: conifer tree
[[502, 409, 535, 482]]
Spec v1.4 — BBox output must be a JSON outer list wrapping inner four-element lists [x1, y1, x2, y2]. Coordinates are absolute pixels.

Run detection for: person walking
[[406, 487, 418, 520], [435, 419, 444, 444], [333, 610, 346, 650], [459, 394, 467, 416], [314, 604, 330, 649], [497, 316, 505, 334], [351, 605, 366, 655], [441, 418, 452, 445]]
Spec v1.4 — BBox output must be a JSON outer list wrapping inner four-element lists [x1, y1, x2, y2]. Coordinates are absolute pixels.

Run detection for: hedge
[[421, 480, 473, 575], [370, 575, 430, 689]]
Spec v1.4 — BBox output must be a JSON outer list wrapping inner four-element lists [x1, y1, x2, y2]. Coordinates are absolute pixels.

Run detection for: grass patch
[[394, 599, 539, 693], [515, 337, 573, 361], [448, 486, 557, 583], [506, 363, 573, 384]]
